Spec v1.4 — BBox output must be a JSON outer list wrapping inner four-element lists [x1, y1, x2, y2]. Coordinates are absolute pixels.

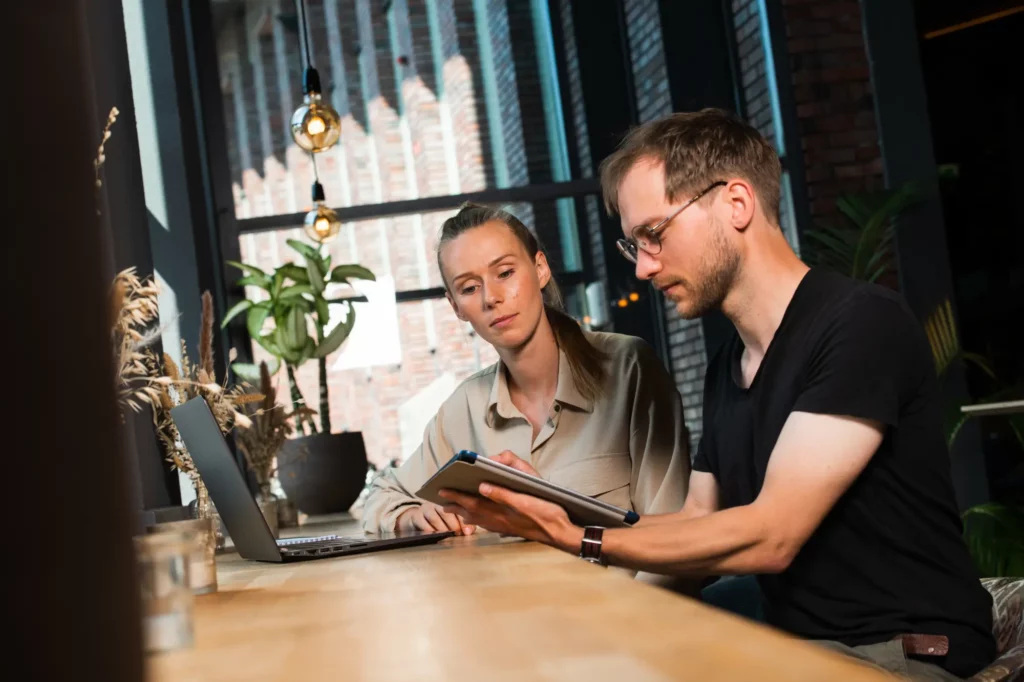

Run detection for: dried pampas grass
[[235, 361, 310, 493], [111, 267, 164, 415], [112, 284, 264, 479]]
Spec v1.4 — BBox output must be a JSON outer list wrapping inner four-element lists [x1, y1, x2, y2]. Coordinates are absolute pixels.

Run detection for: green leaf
[[245, 303, 273, 341], [275, 334, 304, 364], [297, 337, 317, 365], [962, 503, 1024, 578], [946, 411, 971, 450], [237, 274, 272, 290], [277, 263, 310, 285], [253, 333, 281, 357], [221, 299, 253, 328], [226, 260, 269, 279], [961, 352, 998, 382], [836, 194, 874, 228], [306, 258, 326, 294], [290, 297, 313, 314], [314, 303, 356, 358], [278, 284, 315, 301], [808, 184, 917, 283], [286, 239, 323, 264], [271, 270, 285, 298], [287, 305, 309, 349], [329, 264, 376, 283], [315, 295, 330, 325], [230, 359, 280, 383], [323, 254, 332, 271]]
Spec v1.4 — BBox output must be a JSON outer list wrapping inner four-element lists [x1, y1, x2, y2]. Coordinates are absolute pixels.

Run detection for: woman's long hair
[[437, 203, 608, 402]]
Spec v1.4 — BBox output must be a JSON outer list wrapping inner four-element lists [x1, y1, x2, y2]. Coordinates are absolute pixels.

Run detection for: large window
[[214, 0, 601, 466]]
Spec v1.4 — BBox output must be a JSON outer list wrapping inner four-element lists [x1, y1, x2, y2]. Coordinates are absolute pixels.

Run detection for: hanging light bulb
[[291, 66, 341, 153], [304, 181, 341, 243]]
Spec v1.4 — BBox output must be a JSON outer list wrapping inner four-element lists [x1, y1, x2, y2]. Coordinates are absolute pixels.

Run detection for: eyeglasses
[[615, 181, 727, 264]]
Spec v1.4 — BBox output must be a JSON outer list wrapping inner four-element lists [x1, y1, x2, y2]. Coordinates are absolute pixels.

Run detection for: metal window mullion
[[472, 0, 510, 187], [236, 178, 602, 233]]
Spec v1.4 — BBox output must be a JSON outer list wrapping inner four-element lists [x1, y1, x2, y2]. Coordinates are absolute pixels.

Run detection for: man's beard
[[678, 219, 739, 320]]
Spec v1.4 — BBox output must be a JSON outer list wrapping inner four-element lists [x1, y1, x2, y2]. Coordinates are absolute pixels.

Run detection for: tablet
[[416, 450, 639, 528]]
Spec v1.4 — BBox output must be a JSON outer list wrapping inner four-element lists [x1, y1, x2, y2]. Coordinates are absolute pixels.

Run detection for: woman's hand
[[395, 502, 476, 535], [489, 450, 540, 477]]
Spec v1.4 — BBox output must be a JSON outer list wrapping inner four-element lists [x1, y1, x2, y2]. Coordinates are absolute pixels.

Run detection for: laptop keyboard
[[277, 534, 370, 557], [277, 535, 343, 546]]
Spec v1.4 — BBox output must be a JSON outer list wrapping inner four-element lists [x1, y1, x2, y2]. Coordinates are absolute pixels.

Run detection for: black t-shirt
[[694, 269, 995, 678]]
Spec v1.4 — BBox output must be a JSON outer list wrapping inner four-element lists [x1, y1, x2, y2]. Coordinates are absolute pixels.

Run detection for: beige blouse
[[361, 332, 691, 533]]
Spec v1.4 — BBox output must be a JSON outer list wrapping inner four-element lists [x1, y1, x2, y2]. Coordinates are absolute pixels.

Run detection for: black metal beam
[[184, 0, 250, 372], [236, 178, 602, 233], [86, 0, 180, 511], [565, 0, 668, 363]]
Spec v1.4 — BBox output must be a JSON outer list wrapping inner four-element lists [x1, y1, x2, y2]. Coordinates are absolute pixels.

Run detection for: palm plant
[[802, 183, 918, 283], [925, 299, 1023, 577], [222, 239, 374, 435]]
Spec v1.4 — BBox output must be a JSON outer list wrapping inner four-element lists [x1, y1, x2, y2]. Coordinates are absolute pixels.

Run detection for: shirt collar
[[485, 348, 594, 427]]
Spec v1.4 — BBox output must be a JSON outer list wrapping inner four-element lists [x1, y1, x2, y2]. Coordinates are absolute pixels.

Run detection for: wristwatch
[[579, 526, 607, 566]]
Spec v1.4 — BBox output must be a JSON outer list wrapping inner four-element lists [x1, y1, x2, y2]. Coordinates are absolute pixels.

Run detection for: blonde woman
[[362, 203, 691, 537]]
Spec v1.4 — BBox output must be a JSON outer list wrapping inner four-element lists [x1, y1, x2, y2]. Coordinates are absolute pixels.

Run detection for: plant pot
[[277, 432, 369, 515]]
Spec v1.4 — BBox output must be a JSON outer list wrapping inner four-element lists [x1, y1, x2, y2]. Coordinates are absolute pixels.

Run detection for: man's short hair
[[599, 108, 782, 225]]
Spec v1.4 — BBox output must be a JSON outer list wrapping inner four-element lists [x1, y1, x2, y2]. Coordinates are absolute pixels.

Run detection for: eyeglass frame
[[615, 181, 727, 264]]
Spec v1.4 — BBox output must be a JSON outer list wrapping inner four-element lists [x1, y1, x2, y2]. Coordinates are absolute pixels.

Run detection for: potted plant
[[925, 300, 1023, 577], [223, 239, 375, 514], [801, 183, 917, 284]]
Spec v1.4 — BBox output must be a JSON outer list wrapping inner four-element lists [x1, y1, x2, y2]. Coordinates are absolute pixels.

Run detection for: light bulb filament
[[307, 116, 326, 136]]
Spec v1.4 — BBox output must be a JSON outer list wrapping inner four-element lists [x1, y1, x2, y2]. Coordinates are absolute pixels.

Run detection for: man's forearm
[[632, 503, 713, 529], [561, 504, 788, 577]]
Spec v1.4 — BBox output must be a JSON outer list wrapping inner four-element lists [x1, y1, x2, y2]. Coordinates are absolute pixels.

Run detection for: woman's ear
[[535, 251, 552, 289], [445, 291, 468, 322]]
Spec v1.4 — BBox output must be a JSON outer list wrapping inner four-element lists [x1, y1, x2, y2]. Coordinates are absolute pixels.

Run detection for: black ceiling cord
[[296, 0, 313, 71]]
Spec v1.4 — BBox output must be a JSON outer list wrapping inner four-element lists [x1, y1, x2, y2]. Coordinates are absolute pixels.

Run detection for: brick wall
[[732, 0, 883, 226], [782, 0, 884, 220], [451, 0, 496, 190]]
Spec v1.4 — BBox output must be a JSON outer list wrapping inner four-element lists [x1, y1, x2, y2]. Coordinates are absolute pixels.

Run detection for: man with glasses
[[439, 109, 995, 680]]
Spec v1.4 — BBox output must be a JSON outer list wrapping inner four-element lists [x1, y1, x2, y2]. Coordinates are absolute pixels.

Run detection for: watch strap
[[579, 526, 606, 565]]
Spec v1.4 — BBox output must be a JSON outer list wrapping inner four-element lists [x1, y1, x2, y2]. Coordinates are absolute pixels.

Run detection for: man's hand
[[488, 450, 540, 477], [438, 483, 582, 552], [395, 502, 476, 535]]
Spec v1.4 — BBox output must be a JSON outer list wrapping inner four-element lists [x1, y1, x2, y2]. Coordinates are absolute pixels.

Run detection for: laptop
[[170, 397, 454, 562]]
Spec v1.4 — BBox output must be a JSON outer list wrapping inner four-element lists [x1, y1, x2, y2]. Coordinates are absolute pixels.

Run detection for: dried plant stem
[[94, 106, 120, 216]]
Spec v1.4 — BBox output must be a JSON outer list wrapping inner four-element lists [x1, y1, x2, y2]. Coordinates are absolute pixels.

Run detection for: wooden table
[[148, 516, 892, 682]]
